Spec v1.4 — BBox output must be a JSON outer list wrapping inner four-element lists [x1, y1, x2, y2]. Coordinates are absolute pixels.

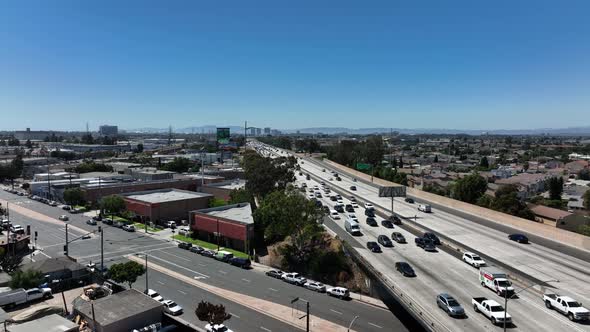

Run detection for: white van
[[479, 267, 514, 296], [418, 204, 431, 213]]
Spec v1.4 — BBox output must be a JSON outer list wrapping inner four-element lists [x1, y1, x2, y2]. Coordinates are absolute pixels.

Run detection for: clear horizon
[[1, 1, 590, 131]]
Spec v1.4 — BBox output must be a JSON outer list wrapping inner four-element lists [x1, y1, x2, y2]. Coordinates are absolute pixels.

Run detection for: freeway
[[0, 189, 406, 332], [252, 141, 590, 332]]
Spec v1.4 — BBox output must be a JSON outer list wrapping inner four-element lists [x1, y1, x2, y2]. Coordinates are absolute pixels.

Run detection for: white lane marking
[[230, 312, 240, 319], [219, 270, 227, 274], [37, 250, 52, 258], [157, 281, 165, 285], [268, 288, 278, 292], [145, 254, 210, 279], [156, 249, 191, 261], [260, 327, 271, 332], [241, 278, 251, 283], [178, 290, 187, 295], [368, 323, 383, 329], [198, 263, 207, 267], [330, 309, 343, 315]]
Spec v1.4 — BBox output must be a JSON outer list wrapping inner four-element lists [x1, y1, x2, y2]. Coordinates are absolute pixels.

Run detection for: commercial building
[[256, 128, 262, 136], [201, 179, 246, 201], [82, 178, 201, 204], [99, 125, 118, 136], [190, 203, 254, 253], [74, 289, 163, 332], [264, 127, 271, 135], [123, 188, 212, 224], [126, 168, 174, 181], [7, 314, 78, 332]]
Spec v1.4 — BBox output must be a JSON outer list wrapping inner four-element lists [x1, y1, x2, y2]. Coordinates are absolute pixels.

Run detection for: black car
[[364, 209, 376, 217], [314, 200, 322, 207], [366, 242, 382, 253], [178, 242, 192, 250], [424, 232, 441, 245], [391, 232, 406, 243], [377, 235, 393, 247], [201, 249, 215, 257], [322, 206, 330, 213], [389, 215, 402, 225], [266, 270, 283, 279], [102, 218, 113, 225], [330, 196, 338, 201], [334, 205, 345, 213], [335, 177, 341, 181], [395, 262, 416, 277], [381, 219, 394, 228], [92, 215, 102, 221], [509, 233, 529, 243], [345, 204, 355, 212], [405, 198, 415, 204], [366, 217, 378, 226], [415, 237, 436, 251], [229, 257, 251, 269], [350, 186, 357, 191], [350, 196, 357, 202]]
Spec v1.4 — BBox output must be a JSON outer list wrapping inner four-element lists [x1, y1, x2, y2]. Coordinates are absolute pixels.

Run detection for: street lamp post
[[503, 279, 558, 332]]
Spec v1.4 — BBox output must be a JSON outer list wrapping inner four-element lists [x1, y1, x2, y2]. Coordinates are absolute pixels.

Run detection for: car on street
[[388, 215, 402, 225], [415, 237, 437, 252], [304, 281, 326, 292], [62, 205, 71, 211], [366, 241, 382, 253], [330, 210, 340, 220], [10, 225, 24, 234], [418, 204, 432, 213], [190, 246, 204, 254], [102, 218, 113, 225], [49, 201, 58, 206], [334, 204, 344, 213], [229, 257, 251, 269], [147, 289, 164, 302], [508, 233, 529, 243], [122, 224, 135, 232], [322, 206, 330, 214], [437, 293, 465, 317], [405, 198, 415, 204], [423, 232, 441, 245], [162, 300, 183, 315], [178, 242, 193, 250], [92, 215, 102, 221], [86, 219, 97, 226], [364, 203, 374, 210], [364, 209, 375, 217], [315, 192, 322, 198], [381, 219, 393, 228], [366, 217, 377, 226], [345, 204, 355, 212], [330, 196, 338, 201], [58, 215, 69, 221], [283, 272, 307, 286], [349, 196, 356, 202], [378, 235, 393, 247], [205, 324, 234, 332], [327, 287, 350, 299], [462, 252, 486, 267], [265, 270, 284, 279], [350, 186, 356, 191], [391, 232, 406, 243], [395, 262, 416, 277]]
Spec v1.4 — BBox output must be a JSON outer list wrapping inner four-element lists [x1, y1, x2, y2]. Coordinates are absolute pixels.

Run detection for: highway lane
[[253, 142, 590, 331], [296, 154, 590, 317]]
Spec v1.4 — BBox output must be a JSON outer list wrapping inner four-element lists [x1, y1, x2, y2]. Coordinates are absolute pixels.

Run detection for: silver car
[[304, 281, 326, 292], [436, 293, 465, 317]]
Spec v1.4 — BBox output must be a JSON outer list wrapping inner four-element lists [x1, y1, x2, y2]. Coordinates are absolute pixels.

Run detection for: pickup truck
[[472, 297, 512, 326], [0, 288, 53, 308], [543, 293, 590, 321]]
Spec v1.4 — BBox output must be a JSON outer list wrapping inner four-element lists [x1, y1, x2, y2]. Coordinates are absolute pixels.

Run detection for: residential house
[[495, 173, 556, 199]]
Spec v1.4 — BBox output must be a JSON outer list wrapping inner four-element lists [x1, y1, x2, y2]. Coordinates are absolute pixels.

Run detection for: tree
[[74, 161, 113, 173], [0, 248, 23, 274], [63, 187, 85, 206], [490, 185, 535, 220], [242, 151, 295, 198], [195, 301, 231, 326], [547, 177, 564, 200], [452, 173, 488, 204], [107, 261, 145, 289], [209, 197, 227, 208], [81, 133, 94, 145], [583, 190, 590, 210], [160, 157, 193, 173], [9, 268, 43, 289], [100, 195, 126, 218], [479, 156, 489, 169], [135, 143, 144, 153], [578, 169, 590, 181], [228, 188, 252, 205]]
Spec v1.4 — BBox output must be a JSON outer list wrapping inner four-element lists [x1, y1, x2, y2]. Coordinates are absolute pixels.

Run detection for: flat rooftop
[[125, 189, 211, 203], [198, 203, 253, 224], [208, 179, 246, 190], [8, 313, 77, 332]]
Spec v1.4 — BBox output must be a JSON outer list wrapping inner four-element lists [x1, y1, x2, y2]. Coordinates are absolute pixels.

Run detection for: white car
[[58, 215, 69, 221], [364, 203, 375, 210], [10, 225, 24, 234], [304, 281, 326, 292], [122, 224, 135, 232], [49, 201, 58, 206], [336, 198, 344, 204], [347, 214, 358, 221], [162, 300, 183, 315], [330, 210, 340, 220], [205, 324, 233, 332], [462, 252, 486, 267], [146, 289, 164, 302], [282, 272, 307, 286], [327, 287, 350, 299]]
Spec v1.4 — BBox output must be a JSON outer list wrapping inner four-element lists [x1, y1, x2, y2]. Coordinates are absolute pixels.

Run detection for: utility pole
[[64, 224, 69, 256], [6, 203, 10, 257], [216, 218, 220, 251], [145, 253, 148, 294], [306, 301, 310, 332], [46, 156, 51, 200], [99, 226, 104, 275]]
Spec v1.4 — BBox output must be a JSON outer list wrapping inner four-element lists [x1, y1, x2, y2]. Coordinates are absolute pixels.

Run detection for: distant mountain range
[[126, 125, 590, 136]]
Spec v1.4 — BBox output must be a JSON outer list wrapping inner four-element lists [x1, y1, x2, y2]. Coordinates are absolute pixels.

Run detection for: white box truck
[[345, 219, 361, 236], [479, 267, 514, 296], [0, 287, 52, 308]]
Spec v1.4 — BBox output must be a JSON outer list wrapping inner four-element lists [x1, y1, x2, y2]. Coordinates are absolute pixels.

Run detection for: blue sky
[[1, 1, 589, 131]]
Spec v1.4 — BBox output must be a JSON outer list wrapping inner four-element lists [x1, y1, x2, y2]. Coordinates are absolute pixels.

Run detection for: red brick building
[[123, 189, 212, 225], [189, 203, 254, 253]]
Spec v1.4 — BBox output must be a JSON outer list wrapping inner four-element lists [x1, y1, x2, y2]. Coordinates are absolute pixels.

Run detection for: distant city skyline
[[1, 1, 590, 131]]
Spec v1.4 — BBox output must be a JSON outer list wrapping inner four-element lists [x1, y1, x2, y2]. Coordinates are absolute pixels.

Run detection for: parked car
[[380, 219, 393, 228], [178, 242, 193, 250], [327, 287, 350, 299], [86, 219, 97, 226], [378, 235, 393, 247], [462, 252, 486, 267], [265, 270, 284, 279], [508, 233, 529, 244], [405, 198, 415, 204], [395, 262, 416, 277], [61, 205, 71, 211], [437, 293, 465, 317], [366, 241, 382, 253], [166, 221, 177, 229], [214, 251, 234, 262], [58, 215, 69, 221], [162, 300, 183, 315], [205, 324, 234, 332], [190, 246, 204, 254], [283, 273, 307, 286], [366, 217, 377, 226], [229, 257, 251, 269], [147, 289, 164, 302], [423, 232, 441, 245], [49, 201, 58, 207], [92, 215, 102, 221], [304, 281, 326, 292], [391, 232, 406, 243], [415, 237, 436, 252], [10, 225, 24, 234], [113, 221, 124, 228], [0, 288, 52, 308], [122, 224, 135, 232], [102, 218, 113, 225]]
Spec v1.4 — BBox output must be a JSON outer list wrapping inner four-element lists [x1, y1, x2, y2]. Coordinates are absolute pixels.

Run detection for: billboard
[[217, 128, 230, 145], [379, 186, 406, 197]]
